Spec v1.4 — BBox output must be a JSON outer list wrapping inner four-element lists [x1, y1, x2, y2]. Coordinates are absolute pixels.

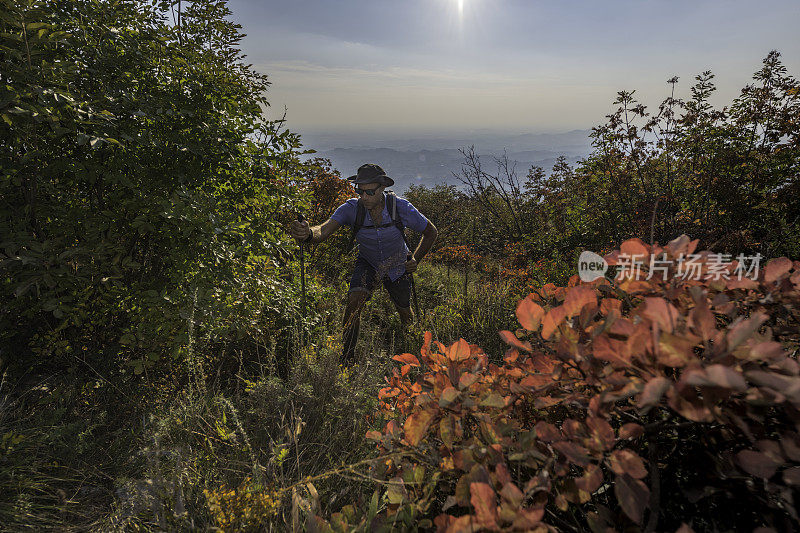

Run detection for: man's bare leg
[[396, 305, 413, 326], [394, 304, 414, 354], [342, 290, 368, 366]]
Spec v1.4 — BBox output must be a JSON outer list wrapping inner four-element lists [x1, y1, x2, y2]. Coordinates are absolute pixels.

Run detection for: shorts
[[348, 257, 412, 308]]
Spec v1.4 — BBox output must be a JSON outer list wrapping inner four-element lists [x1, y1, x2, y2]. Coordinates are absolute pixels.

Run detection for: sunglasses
[[354, 187, 380, 196]]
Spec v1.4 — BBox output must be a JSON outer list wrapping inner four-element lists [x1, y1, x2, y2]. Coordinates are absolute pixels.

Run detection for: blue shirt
[[331, 193, 430, 281]]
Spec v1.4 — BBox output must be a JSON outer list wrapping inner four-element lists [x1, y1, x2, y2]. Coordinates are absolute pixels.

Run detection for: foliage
[[310, 234, 800, 532], [0, 0, 306, 380], [419, 52, 799, 280]]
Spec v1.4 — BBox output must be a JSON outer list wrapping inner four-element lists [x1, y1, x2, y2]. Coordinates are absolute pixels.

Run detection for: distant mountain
[[298, 129, 594, 194]]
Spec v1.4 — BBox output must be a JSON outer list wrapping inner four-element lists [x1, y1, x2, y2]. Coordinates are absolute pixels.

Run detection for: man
[[290, 163, 438, 366]]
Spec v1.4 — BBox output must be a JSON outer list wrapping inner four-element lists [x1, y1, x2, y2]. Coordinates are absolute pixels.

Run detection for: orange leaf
[[619, 423, 644, 440], [637, 376, 671, 412], [592, 334, 630, 367], [403, 409, 436, 446], [511, 508, 545, 530], [542, 305, 567, 340], [392, 353, 420, 366], [458, 372, 479, 390], [600, 298, 622, 316], [576, 463, 604, 493], [620, 238, 650, 259], [586, 417, 616, 451], [500, 482, 524, 507], [445, 339, 471, 361], [520, 374, 553, 389], [727, 313, 768, 351], [736, 449, 781, 479], [534, 421, 561, 442], [614, 473, 650, 524], [563, 285, 597, 318], [499, 330, 532, 352], [657, 332, 696, 367], [608, 450, 648, 479], [439, 386, 459, 407], [682, 364, 747, 391], [470, 482, 498, 530], [553, 441, 592, 466], [640, 297, 679, 333], [516, 296, 545, 331], [764, 257, 792, 282], [688, 299, 716, 341]]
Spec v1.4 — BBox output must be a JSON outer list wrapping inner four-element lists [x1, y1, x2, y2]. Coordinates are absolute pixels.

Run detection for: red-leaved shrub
[[315, 235, 800, 532]]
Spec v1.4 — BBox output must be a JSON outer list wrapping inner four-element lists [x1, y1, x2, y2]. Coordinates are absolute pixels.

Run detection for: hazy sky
[[227, 0, 800, 135]]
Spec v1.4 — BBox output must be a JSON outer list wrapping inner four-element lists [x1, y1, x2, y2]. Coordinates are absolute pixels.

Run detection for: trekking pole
[[297, 213, 307, 320], [408, 253, 421, 319]]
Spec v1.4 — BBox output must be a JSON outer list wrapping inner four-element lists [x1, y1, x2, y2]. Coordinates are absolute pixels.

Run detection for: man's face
[[356, 182, 385, 208]]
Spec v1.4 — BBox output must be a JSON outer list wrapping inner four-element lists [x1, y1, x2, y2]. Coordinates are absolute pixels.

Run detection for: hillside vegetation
[[2, 0, 799, 531]]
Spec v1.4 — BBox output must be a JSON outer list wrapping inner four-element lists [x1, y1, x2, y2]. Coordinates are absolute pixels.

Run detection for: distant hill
[[298, 129, 593, 193]]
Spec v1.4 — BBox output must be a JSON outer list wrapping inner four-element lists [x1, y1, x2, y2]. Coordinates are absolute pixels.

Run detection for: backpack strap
[[386, 191, 411, 249], [347, 199, 366, 251]]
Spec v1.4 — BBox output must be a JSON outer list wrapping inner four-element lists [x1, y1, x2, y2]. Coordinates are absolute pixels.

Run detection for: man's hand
[[290, 219, 311, 242], [404, 256, 418, 273]]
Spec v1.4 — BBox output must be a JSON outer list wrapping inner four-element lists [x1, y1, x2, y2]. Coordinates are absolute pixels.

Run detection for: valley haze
[[298, 129, 593, 193]]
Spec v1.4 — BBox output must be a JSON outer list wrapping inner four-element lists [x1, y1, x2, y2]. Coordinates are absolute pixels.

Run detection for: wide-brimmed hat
[[347, 163, 394, 187]]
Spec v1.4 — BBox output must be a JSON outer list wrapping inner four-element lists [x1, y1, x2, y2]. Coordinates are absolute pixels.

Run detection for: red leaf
[[516, 296, 545, 331], [534, 421, 561, 442], [619, 423, 645, 440], [727, 313, 768, 351], [783, 466, 800, 486], [667, 388, 713, 422], [614, 473, 650, 524], [682, 364, 747, 391], [593, 334, 630, 367], [586, 417, 616, 451], [688, 299, 716, 341], [499, 482, 524, 507], [445, 339, 472, 361], [499, 330, 531, 352], [600, 298, 622, 316], [575, 463, 604, 493], [520, 374, 553, 389], [657, 332, 696, 367], [608, 450, 648, 479], [553, 441, 592, 466], [403, 409, 436, 446], [469, 482, 498, 530], [764, 257, 792, 282], [392, 353, 420, 366], [736, 449, 781, 479], [439, 386, 459, 407], [542, 305, 567, 340], [458, 372, 479, 390], [637, 376, 671, 412], [620, 238, 650, 259], [564, 285, 597, 318], [510, 508, 545, 529], [640, 297, 679, 333]]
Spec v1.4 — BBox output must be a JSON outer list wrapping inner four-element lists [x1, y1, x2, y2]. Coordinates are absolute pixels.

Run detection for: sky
[[227, 0, 800, 135]]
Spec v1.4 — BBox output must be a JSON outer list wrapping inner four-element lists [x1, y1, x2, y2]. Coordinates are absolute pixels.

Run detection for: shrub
[[312, 234, 800, 532]]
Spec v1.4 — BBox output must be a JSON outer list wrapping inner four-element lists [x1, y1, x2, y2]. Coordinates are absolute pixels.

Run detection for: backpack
[[347, 191, 409, 251]]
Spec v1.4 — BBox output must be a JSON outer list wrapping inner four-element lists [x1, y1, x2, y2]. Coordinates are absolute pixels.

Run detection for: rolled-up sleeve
[[331, 199, 357, 227], [397, 198, 430, 233]]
